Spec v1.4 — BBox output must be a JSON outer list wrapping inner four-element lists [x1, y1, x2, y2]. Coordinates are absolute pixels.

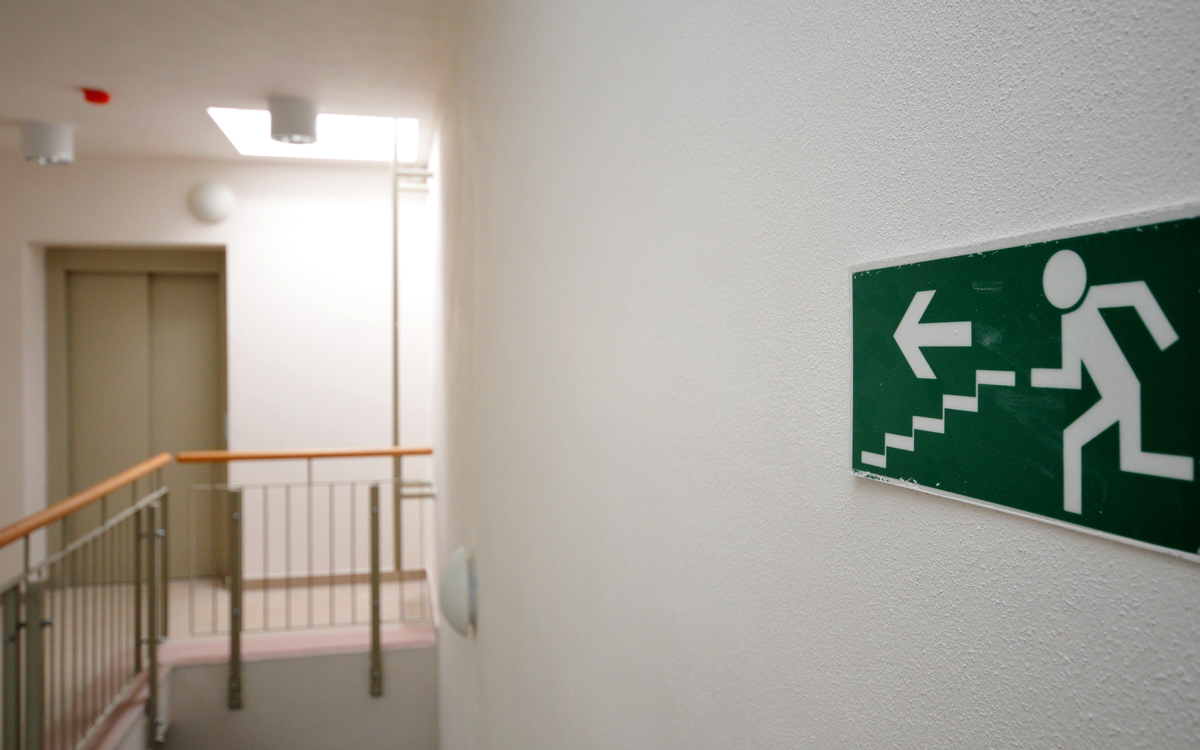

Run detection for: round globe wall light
[[439, 547, 476, 636], [188, 181, 235, 224]]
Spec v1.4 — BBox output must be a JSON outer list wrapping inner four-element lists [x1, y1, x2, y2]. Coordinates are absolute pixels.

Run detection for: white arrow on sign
[[893, 290, 971, 379]]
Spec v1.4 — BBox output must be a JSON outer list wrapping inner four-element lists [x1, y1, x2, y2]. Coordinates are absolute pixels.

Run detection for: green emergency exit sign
[[852, 211, 1199, 560]]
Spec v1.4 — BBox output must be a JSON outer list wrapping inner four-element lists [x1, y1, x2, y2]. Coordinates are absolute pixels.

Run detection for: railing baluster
[[307, 483, 313, 628], [52, 563, 61, 750], [329, 484, 335, 627], [147, 502, 161, 744], [88, 537, 96, 730], [102, 528, 110, 728], [418, 487, 426, 621], [393, 468, 403, 605], [369, 485, 382, 697], [187, 487, 196, 638], [2, 584, 20, 750], [285, 485, 291, 629], [228, 490, 243, 710], [25, 581, 44, 750], [133, 512, 142, 675], [71, 547, 79, 748], [351, 484, 357, 625], [209, 490, 216, 636], [262, 488, 269, 631], [161, 488, 170, 640], [67, 548, 75, 747]]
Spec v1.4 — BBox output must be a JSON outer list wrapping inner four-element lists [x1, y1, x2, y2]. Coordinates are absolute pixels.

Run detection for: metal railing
[[174, 448, 434, 703], [0, 446, 434, 748], [0, 454, 171, 750]]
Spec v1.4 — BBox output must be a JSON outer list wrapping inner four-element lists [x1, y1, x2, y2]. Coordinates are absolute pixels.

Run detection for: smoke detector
[[268, 95, 317, 144], [20, 122, 74, 165]]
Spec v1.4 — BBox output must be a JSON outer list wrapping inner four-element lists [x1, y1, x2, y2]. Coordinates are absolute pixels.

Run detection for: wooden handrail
[[0, 452, 173, 550], [175, 446, 433, 463]]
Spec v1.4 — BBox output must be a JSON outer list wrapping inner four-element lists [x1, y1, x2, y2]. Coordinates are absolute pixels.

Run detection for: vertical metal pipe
[[392, 122, 405, 578], [392, 119, 402, 483], [25, 581, 44, 750], [369, 485, 382, 697], [2, 584, 21, 750], [228, 490, 243, 709], [146, 503, 160, 745]]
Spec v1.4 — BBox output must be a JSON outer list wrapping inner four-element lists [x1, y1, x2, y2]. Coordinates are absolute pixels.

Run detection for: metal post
[[228, 490, 243, 709], [393, 468, 404, 578], [161, 490, 170, 639], [134, 511, 143, 674], [2, 585, 20, 750], [369, 485, 382, 697], [25, 582, 44, 750], [147, 503, 163, 744]]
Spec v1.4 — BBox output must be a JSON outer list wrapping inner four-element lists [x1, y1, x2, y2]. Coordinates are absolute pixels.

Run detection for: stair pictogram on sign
[[860, 370, 1016, 469]]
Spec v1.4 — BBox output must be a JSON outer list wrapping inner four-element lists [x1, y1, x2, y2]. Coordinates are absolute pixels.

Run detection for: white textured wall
[[438, 1, 1200, 748]]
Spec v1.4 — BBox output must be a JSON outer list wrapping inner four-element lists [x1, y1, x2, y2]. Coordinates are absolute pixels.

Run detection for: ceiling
[[0, 0, 450, 165]]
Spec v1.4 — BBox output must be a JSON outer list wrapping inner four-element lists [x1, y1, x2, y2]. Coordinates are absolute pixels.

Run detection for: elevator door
[[52, 251, 226, 576]]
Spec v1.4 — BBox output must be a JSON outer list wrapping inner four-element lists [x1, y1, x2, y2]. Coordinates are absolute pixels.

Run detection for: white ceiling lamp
[[268, 95, 317, 144], [21, 121, 74, 165], [208, 107, 419, 163]]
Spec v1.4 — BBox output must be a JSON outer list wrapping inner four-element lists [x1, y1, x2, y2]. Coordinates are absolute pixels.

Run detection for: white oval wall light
[[20, 121, 74, 165], [268, 95, 317, 144], [439, 547, 476, 636], [188, 181, 235, 224]]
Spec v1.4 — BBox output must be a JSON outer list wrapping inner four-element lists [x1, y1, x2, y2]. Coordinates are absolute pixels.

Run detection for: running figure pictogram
[[1032, 249, 1195, 514]]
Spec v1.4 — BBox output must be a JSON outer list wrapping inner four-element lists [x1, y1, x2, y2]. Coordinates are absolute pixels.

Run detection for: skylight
[[207, 107, 419, 163]]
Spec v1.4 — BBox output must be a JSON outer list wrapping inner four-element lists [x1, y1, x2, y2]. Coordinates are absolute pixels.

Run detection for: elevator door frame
[[45, 246, 227, 512]]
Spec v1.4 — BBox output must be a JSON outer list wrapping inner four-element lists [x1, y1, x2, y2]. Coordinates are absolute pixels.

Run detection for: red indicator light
[[82, 88, 111, 105]]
